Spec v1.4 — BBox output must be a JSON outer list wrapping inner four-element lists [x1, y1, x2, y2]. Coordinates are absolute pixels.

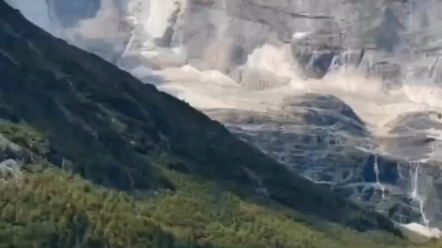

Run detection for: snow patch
[[396, 222, 442, 244]]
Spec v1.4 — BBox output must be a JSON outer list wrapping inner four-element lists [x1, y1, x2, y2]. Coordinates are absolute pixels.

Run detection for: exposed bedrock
[[36, 0, 442, 86], [208, 93, 442, 228]]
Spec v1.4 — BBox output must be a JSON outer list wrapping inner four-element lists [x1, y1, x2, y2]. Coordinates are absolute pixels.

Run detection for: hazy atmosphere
[[7, 0, 442, 243]]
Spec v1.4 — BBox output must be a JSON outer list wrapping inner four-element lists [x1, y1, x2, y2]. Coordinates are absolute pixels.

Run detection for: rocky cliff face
[[8, 0, 442, 234], [207, 96, 442, 229], [31, 0, 442, 83]]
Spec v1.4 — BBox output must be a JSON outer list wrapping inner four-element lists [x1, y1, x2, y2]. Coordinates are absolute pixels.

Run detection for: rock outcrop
[[24, 0, 439, 85], [209, 93, 442, 230]]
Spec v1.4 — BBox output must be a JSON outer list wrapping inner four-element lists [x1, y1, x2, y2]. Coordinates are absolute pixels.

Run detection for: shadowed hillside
[[0, 1, 426, 247]]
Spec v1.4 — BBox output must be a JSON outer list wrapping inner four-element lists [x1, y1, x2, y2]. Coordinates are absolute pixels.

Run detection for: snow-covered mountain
[[8, 0, 442, 241]]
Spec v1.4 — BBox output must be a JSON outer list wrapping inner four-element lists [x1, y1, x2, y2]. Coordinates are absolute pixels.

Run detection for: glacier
[[7, 0, 442, 243]]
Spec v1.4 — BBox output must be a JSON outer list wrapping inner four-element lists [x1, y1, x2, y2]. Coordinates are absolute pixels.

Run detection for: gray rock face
[[22, 0, 441, 85], [381, 111, 442, 161], [281, 94, 366, 135], [208, 94, 442, 228], [290, 31, 343, 78]]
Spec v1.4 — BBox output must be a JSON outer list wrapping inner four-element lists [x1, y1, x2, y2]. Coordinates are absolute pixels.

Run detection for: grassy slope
[[0, 163, 404, 248], [0, 123, 405, 248], [0, 1, 438, 247]]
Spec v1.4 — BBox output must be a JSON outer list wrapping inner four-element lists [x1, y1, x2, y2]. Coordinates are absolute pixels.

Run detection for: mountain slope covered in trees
[[0, 1, 436, 247]]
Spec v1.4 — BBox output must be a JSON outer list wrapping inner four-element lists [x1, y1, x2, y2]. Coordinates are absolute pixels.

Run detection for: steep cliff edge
[[0, 1, 414, 247]]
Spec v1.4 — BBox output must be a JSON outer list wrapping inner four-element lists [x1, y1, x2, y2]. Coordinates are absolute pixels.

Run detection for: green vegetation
[[0, 122, 408, 248], [0, 3, 401, 236], [0, 2, 440, 247], [0, 163, 407, 248]]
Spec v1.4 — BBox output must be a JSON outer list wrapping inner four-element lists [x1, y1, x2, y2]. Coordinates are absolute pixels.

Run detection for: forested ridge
[[0, 122, 420, 248], [0, 0, 440, 247]]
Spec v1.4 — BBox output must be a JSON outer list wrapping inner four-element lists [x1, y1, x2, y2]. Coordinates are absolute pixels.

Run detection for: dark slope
[[0, 0, 401, 242]]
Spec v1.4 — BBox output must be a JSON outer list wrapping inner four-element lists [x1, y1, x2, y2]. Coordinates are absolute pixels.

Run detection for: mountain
[[36, 0, 442, 233], [0, 1, 423, 248], [23, 0, 442, 83], [209, 95, 442, 227]]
